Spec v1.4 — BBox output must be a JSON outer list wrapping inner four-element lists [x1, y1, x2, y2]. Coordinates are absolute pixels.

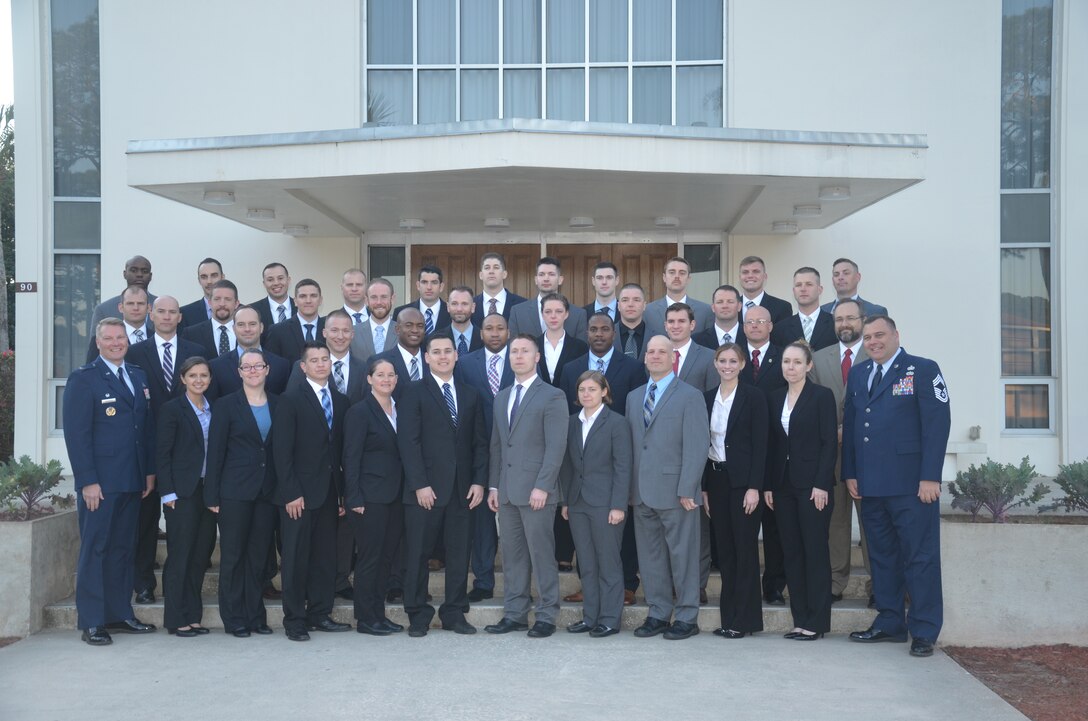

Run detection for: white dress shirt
[[709, 386, 736, 462], [507, 374, 538, 421], [579, 403, 604, 446], [482, 288, 508, 316], [213, 320, 237, 352], [798, 309, 820, 341], [673, 338, 694, 374], [154, 333, 178, 368], [780, 395, 793, 435], [433, 373, 457, 415], [742, 291, 766, 318], [543, 333, 565, 379], [840, 340, 863, 363], [331, 351, 351, 390], [124, 321, 147, 345], [397, 345, 424, 379], [343, 304, 369, 324], [305, 375, 331, 400], [715, 322, 741, 346], [268, 297, 293, 321]]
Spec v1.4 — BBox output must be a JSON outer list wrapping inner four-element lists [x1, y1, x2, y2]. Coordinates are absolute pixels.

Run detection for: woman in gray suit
[[559, 371, 633, 638]]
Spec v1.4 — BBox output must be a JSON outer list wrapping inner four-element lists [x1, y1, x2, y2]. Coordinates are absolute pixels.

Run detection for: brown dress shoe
[[624, 589, 636, 606], [563, 590, 584, 603]]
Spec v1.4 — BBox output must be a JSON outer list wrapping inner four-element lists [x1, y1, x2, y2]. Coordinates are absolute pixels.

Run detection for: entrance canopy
[[127, 119, 926, 237]]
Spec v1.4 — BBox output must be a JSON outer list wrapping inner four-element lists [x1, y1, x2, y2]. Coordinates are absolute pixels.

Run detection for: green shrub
[[0, 455, 65, 521], [1039, 460, 1088, 514], [0, 349, 12, 462], [948, 456, 1050, 523]]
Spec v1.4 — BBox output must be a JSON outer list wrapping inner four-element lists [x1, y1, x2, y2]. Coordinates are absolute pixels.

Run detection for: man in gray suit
[[89, 255, 156, 331], [508, 257, 588, 341], [350, 278, 398, 361], [626, 335, 710, 640], [667, 303, 719, 392], [643, 257, 713, 338], [820, 258, 888, 317], [485, 334, 569, 638], [809, 298, 873, 605]]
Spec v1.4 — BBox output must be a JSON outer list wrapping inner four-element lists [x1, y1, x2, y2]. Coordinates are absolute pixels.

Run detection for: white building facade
[[12, 0, 1088, 474]]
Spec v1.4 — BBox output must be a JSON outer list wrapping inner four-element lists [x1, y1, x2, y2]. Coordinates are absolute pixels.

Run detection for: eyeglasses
[[240, 364, 268, 372], [744, 319, 770, 326]]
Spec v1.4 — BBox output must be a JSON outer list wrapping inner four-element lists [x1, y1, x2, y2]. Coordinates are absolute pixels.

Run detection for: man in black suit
[[738, 255, 792, 324], [582, 261, 619, 321], [537, 293, 588, 388], [694, 284, 747, 351], [371, 307, 428, 399], [248, 262, 295, 344], [181, 279, 240, 359], [616, 283, 649, 361], [178, 257, 224, 330], [456, 313, 514, 602], [86, 285, 155, 363], [339, 268, 370, 326], [821, 257, 889, 317], [267, 278, 326, 364], [394, 265, 451, 336], [771, 267, 837, 352], [273, 342, 352, 641], [472, 251, 527, 326], [88, 255, 155, 331], [737, 304, 789, 605], [436, 286, 483, 355], [206, 305, 291, 401], [125, 295, 204, 604], [397, 335, 488, 636]]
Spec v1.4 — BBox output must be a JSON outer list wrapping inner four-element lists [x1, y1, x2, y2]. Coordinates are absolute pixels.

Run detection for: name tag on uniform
[[143, 387, 151, 400], [101, 397, 117, 404], [892, 376, 914, 396]]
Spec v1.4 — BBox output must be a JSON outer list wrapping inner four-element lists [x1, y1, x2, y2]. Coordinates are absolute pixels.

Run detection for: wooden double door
[[411, 242, 676, 307]]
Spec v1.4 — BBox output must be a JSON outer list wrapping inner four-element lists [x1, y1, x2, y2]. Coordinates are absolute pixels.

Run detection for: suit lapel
[[645, 380, 678, 431], [582, 406, 607, 451], [97, 359, 135, 405], [509, 378, 540, 434], [724, 385, 746, 437], [425, 377, 457, 431], [368, 394, 397, 436]]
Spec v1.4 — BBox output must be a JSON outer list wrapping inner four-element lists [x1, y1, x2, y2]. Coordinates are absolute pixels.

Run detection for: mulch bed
[[0, 637, 19, 649], [945, 645, 1088, 721]]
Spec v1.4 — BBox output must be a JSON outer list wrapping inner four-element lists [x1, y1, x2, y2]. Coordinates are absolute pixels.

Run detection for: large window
[[999, 0, 1053, 431], [362, 0, 726, 127]]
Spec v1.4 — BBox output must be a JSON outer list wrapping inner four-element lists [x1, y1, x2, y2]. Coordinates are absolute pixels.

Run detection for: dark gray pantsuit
[[568, 503, 625, 627], [632, 503, 701, 624], [498, 501, 560, 624]]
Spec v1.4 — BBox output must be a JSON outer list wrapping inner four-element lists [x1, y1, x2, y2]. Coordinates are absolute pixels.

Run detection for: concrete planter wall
[[0, 510, 78, 637], [941, 518, 1088, 647]]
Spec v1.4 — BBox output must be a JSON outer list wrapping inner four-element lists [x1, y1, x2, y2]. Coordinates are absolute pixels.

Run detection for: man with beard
[[182, 279, 240, 358], [206, 305, 291, 400], [437, 286, 482, 354], [351, 278, 398, 361]]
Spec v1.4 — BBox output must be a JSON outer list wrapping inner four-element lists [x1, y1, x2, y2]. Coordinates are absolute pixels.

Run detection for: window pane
[[677, 0, 722, 61], [504, 69, 542, 118], [461, 0, 498, 63], [684, 244, 721, 303], [633, 0, 670, 61], [419, 71, 455, 124], [590, 0, 627, 62], [1000, 247, 1050, 375], [51, 0, 100, 197], [632, 66, 670, 124], [590, 67, 627, 122], [1000, 192, 1050, 244], [461, 69, 499, 120], [53, 253, 100, 378], [367, 70, 413, 125], [548, 0, 584, 63], [1005, 384, 1049, 429], [547, 69, 585, 121], [54, 201, 101, 249], [676, 65, 722, 127], [367, 0, 413, 64], [504, 0, 541, 63], [369, 246, 406, 302], [1000, 0, 1052, 189], [419, 0, 455, 64]]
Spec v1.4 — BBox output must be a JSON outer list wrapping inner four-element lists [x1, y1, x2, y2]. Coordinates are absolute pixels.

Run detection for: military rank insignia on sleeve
[[932, 374, 949, 403]]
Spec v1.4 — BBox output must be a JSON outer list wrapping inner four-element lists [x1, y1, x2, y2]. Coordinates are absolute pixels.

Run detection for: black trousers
[[162, 485, 217, 630], [347, 500, 403, 625], [761, 506, 787, 597], [706, 465, 764, 633], [280, 500, 337, 633], [470, 503, 498, 591], [775, 482, 834, 634], [554, 507, 576, 565], [403, 501, 472, 628], [217, 498, 276, 632], [620, 507, 640, 592], [261, 513, 282, 590], [334, 513, 357, 593], [132, 490, 160, 594]]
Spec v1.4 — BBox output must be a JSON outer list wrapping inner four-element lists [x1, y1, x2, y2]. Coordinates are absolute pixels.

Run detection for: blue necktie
[[320, 387, 333, 430], [410, 356, 420, 381], [443, 382, 458, 428], [458, 334, 468, 356], [425, 308, 434, 335], [643, 382, 657, 428]]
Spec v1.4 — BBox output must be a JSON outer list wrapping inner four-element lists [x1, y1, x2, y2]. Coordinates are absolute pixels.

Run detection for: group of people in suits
[[65, 251, 949, 657]]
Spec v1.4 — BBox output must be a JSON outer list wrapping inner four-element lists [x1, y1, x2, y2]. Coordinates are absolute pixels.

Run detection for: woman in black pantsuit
[[205, 349, 279, 638], [343, 358, 406, 636], [702, 343, 769, 638], [157, 356, 218, 637], [559, 371, 632, 638], [765, 341, 838, 640]]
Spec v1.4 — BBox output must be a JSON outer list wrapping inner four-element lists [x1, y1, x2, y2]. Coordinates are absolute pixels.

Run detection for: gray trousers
[[633, 503, 700, 624], [829, 476, 871, 596], [498, 501, 560, 625], [568, 502, 625, 628], [700, 510, 712, 590]]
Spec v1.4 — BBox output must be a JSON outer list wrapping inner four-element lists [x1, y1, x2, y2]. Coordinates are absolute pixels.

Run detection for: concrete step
[[42, 595, 876, 634]]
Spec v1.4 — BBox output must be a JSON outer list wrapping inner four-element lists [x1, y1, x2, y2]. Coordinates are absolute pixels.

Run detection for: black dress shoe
[[408, 625, 428, 638], [868, 594, 876, 609], [190, 625, 210, 635], [133, 590, 155, 605], [699, 588, 708, 605], [252, 624, 274, 635], [168, 627, 198, 637], [263, 586, 282, 600], [306, 617, 351, 633], [386, 588, 404, 603], [633, 617, 670, 638], [285, 629, 310, 642], [442, 620, 478, 635], [849, 627, 907, 643], [356, 621, 393, 636], [792, 632, 824, 641], [713, 628, 748, 639], [589, 625, 619, 638], [527, 621, 556, 638], [830, 592, 844, 604], [335, 587, 354, 601], [105, 619, 156, 634], [566, 621, 592, 634], [232, 628, 251, 638], [763, 591, 785, 605], [467, 588, 494, 602], [485, 618, 529, 634], [81, 627, 112, 646], [910, 638, 935, 657], [783, 631, 803, 639], [379, 619, 404, 633], [663, 621, 699, 640]]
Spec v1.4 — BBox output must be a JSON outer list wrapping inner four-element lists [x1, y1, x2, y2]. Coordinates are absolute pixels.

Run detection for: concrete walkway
[[0, 630, 1025, 721]]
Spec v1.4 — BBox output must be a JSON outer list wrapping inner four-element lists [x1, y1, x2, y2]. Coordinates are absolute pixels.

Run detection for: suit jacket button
[[863, 437, 869, 443], [865, 408, 871, 413], [864, 422, 870, 428]]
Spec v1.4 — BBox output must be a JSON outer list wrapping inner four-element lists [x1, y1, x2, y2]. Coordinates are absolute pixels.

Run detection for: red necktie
[[673, 350, 680, 375], [841, 348, 853, 385], [751, 349, 761, 378]]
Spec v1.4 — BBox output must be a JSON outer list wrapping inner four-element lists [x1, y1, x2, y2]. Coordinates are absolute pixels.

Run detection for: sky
[[0, 0, 12, 106]]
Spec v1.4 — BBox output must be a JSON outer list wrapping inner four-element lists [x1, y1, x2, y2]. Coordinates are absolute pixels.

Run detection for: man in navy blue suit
[[63, 318, 158, 645], [842, 315, 950, 658]]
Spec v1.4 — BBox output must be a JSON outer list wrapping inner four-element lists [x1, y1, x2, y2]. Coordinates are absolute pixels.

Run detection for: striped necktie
[[425, 308, 434, 335], [409, 356, 420, 381], [643, 382, 657, 428], [333, 360, 346, 395], [320, 387, 333, 430], [443, 382, 458, 427], [277, 305, 286, 323], [162, 342, 173, 392], [487, 354, 501, 396]]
